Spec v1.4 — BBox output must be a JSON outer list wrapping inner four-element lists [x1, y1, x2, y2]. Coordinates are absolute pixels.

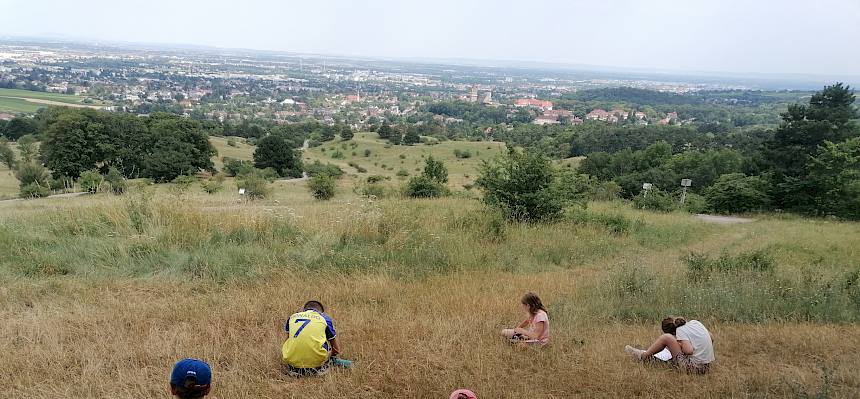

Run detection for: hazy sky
[[1, 0, 858, 77]]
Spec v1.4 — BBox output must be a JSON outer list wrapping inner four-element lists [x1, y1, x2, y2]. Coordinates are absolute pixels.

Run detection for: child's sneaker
[[624, 345, 645, 360], [331, 357, 353, 368]]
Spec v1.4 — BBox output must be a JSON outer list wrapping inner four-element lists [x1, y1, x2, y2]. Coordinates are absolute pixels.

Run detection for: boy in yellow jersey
[[281, 300, 351, 376]]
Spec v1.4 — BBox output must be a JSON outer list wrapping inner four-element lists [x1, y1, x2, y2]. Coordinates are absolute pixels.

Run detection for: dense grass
[[1, 178, 859, 397]]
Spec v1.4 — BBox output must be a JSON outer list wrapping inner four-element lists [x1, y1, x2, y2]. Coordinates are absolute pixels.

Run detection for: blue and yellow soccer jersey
[[281, 310, 337, 368]]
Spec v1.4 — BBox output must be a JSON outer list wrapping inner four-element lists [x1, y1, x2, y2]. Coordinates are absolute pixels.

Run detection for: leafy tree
[[633, 188, 678, 212], [142, 114, 215, 182], [0, 138, 16, 169], [766, 83, 858, 212], [806, 137, 860, 219], [253, 135, 303, 178], [308, 174, 336, 200], [222, 157, 255, 177], [41, 109, 107, 178], [15, 162, 51, 198], [377, 123, 394, 140], [422, 155, 448, 184], [304, 160, 344, 178], [340, 126, 354, 141], [1, 117, 37, 140], [16, 135, 37, 163], [705, 173, 771, 214], [476, 147, 567, 222], [403, 128, 420, 145]]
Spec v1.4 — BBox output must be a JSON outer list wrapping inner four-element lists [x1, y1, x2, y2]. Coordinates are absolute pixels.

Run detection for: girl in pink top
[[501, 292, 550, 345]]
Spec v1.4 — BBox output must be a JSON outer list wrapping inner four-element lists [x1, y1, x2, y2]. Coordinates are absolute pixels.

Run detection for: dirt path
[[695, 214, 755, 224], [0, 191, 87, 204]]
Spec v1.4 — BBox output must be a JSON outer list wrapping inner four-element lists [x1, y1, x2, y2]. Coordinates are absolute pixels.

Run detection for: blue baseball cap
[[170, 358, 212, 386]]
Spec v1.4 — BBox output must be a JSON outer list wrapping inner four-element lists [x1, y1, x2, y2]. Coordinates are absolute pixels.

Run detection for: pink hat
[[450, 389, 477, 399]]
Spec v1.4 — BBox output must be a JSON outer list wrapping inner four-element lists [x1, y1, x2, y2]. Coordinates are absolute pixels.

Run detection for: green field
[[0, 88, 106, 114], [209, 136, 256, 170]]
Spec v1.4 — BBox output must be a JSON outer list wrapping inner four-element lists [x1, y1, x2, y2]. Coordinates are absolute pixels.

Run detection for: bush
[[682, 192, 708, 214], [227, 138, 237, 147], [568, 209, 637, 235], [423, 155, 448, 184], [633, 188, 678, 212], [106, 167, 126, 195], [78, 170, 104, 194], [19, 182, 51, 198], [331, 150, 345, 159], [201, 179, 223, 194], [358, 183, 388, 198], [304, 160, 344, 179], [367, 175, 388, 184], [705, 173, 771, 214], [253, 135, 303, 177], [363, 149, 372, 157], [308, 174, 336, 200], [396, 169, 409, 177], [404, 175, 446, 198], [476, 147, 567, 222], [348, 161, 367, 173], [590, 181, 622, 201], [222, 157, 255, 177], [453, 149, 472, 159], [237, 172, 271, 200]]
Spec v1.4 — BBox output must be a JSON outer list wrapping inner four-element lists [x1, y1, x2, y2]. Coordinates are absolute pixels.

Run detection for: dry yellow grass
[[1, 185, 859, 398]]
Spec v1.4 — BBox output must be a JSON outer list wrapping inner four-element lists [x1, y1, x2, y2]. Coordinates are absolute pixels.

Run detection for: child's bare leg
[[501, 329, 516, 338], [642, 333, 683, 358]]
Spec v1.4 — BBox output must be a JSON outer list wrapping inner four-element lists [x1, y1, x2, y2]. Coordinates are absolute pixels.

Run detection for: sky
[[1, 0, 859, 78]]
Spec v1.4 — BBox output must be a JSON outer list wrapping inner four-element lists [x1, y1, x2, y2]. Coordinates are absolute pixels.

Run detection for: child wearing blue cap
[[170, 358, 212, 399]]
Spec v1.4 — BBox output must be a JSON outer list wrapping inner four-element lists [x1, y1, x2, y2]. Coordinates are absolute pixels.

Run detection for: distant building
[[570, 117, 584, 125], [469, 86, 479, 102], [634, 111, 646, 120], [586, 109, 610, 121], [481, 91, 492, 104], [514, 98, 553, 111], [533, 115, 560, 125]]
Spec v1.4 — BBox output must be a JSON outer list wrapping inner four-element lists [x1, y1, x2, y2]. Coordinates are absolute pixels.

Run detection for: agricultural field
[[0, 174, 859, 397], [0, 88, 107, 114]]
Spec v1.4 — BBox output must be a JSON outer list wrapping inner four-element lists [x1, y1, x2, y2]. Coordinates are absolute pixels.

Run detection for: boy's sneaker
[[331, 357, 353, 368], [624, 345, 645, 360]]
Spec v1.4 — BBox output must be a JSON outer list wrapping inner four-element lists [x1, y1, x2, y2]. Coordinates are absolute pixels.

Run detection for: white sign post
[[642, 182, 653, 198], [680, 179, 691, 204]]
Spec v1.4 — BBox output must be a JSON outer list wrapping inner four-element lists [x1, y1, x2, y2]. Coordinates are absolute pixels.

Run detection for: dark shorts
[[284, 359, 330, 377]]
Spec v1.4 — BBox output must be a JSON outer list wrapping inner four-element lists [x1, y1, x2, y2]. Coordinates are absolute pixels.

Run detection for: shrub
[[590, 181, 622, 201], [405, 175, 445, 198], [396, 169, 409, 177], [331, 150, 345, 159], [682, 192, 708, 214], [308, 174, 336, 200], [453, 149, 472, 159], [684, 249, 776, 281], [399, 154, 406, 159], [20, 182, 51, 198], [358, 183, 388, 198], [222, 157, 255, 177], [476, 147, 566, 222], [201, 179, 223, 194], [304, 160, 344, 179], [633, 188, 678, 212], [363, 149, 372, 157], [226, 138, 237, 147], [172, 175, 198, 190], [423, 155, 448, 184], [568, 209, 636, 235], [78, 170, 104, 194], [105, 167, 126, 195], [237, 172, 271, 200], [367, 175, 388, 184], [705, 173, 771, 214], [348, 162, 367, 173]]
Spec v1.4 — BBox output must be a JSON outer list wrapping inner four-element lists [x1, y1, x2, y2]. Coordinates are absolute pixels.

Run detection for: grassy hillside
[[210, 135, 256, 170], [0, 180, 858, 397], [304, 133, 507, 186]]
